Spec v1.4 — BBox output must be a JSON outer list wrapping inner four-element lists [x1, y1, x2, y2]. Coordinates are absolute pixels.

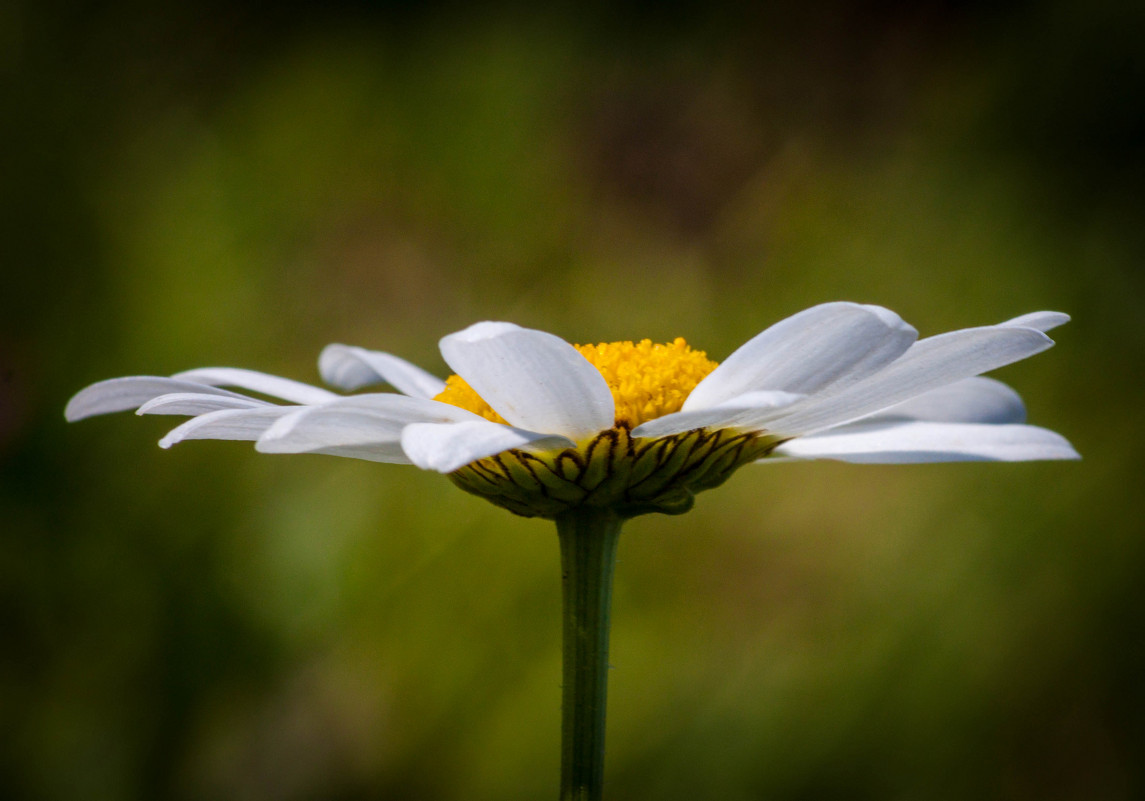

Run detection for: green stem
[[557, 508, 623, 801]]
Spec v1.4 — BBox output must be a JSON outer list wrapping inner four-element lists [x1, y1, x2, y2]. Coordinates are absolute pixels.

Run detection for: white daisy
[[66, 302, 1078, 518]]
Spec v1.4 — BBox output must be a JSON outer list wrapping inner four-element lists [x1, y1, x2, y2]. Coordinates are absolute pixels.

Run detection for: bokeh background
[[4, 1, 1144, 799]]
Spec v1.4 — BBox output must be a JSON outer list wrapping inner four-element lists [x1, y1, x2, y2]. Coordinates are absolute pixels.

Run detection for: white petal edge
[[318, 344, 446, 398], [65, 376, 256, 421], [631, 391, 806, 439], [305, 443, 414, 463], [765, 325, 1054, 436], [770, 421, 1080, 463], [858, 376, 1026, 425], [256, 394, 485, 457], [682, 302, 918, 410], [173, 367, 340, 404], [159, 407, 297, 448], [401, 420, 574, 473], [438, 322, 614, 439], [267, 393, 487, 430], [256, 407, 403, 454], [255, 406, 411, 462], [1001, 311, 1070, 332], [137, 392, 273, 416]]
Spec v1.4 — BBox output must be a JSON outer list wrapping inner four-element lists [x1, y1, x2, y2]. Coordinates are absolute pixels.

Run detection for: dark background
[[3, 1, 1143, 799]]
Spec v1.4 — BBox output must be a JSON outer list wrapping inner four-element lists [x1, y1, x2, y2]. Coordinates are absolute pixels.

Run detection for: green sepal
[[449, 427, 781, 520]]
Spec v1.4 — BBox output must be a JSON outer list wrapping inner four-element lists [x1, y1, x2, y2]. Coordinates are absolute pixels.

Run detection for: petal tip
[[253, 437, 283, 454], [440, 321, 521, 349], [1001, 311, 1071, 334], [316, 342, 347, 372], [63, 398, 85, 422], [256, 412, 301, 445], [860, 303, 918, 337]]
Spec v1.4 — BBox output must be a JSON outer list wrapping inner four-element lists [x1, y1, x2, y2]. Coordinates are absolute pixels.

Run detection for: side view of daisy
[[67, 301, 1077, 516], [66, 302, 1078, 800]]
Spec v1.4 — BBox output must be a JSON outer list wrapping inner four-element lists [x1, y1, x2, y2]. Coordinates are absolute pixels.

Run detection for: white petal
[[1001, 311, 1070, 332], [173, 367, 339, 404], [263, 393, 487, 437], [303, 443, 414, 463], [631, 391, 805, 439], [255, 406, 410, 462], [159, 407, 296, 448], [258, 426, 405, 458], [137, 392, 273, 416], [859, 377, 1026, 425], [438, 322, 614, 439], [257, 407, 400, 451], [65, 376, 254, 421], [682, 302, 917, 410], [256, 394, 482, 459], [318, 344, 446, 398], [401, 420, 574, 473], [766, 325, 1054, 436], [772, 421, 1080, 463]]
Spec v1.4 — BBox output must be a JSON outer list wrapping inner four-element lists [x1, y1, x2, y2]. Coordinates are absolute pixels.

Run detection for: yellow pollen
[[433, 337, 718, 429]]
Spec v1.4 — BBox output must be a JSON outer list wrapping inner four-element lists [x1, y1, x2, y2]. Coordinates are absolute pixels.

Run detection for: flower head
[[66, 303, 1078, 518]]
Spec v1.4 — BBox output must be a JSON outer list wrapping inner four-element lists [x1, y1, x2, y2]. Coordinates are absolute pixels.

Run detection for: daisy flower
[[66, 300, 1077, 800], [66, 302, 1077, 518]]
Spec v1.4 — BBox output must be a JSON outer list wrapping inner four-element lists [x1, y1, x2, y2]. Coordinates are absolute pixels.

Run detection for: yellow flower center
[[434, 337, 718, 429]]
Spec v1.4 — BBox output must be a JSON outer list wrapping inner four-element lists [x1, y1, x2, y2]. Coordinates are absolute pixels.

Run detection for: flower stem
[[557, 507, 623, 801]]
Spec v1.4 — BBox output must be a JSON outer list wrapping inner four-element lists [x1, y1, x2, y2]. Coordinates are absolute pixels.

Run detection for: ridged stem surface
[[557, 508, 623, 801]]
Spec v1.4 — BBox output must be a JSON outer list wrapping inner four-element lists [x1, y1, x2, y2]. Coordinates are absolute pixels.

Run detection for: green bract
[[449, 427, 785, 519]]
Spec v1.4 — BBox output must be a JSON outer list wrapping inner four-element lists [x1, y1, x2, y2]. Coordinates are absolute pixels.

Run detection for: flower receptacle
[[448, 426, 785, 519]]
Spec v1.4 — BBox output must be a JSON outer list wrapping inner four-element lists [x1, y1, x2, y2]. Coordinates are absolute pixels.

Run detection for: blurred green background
[[4, 1, 1143, 799]]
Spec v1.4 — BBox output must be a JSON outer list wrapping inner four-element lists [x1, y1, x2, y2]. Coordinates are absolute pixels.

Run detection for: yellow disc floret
[[575, 338, 717, 427], [435, 373, 510, 424], [433, 337, 718, 429]]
